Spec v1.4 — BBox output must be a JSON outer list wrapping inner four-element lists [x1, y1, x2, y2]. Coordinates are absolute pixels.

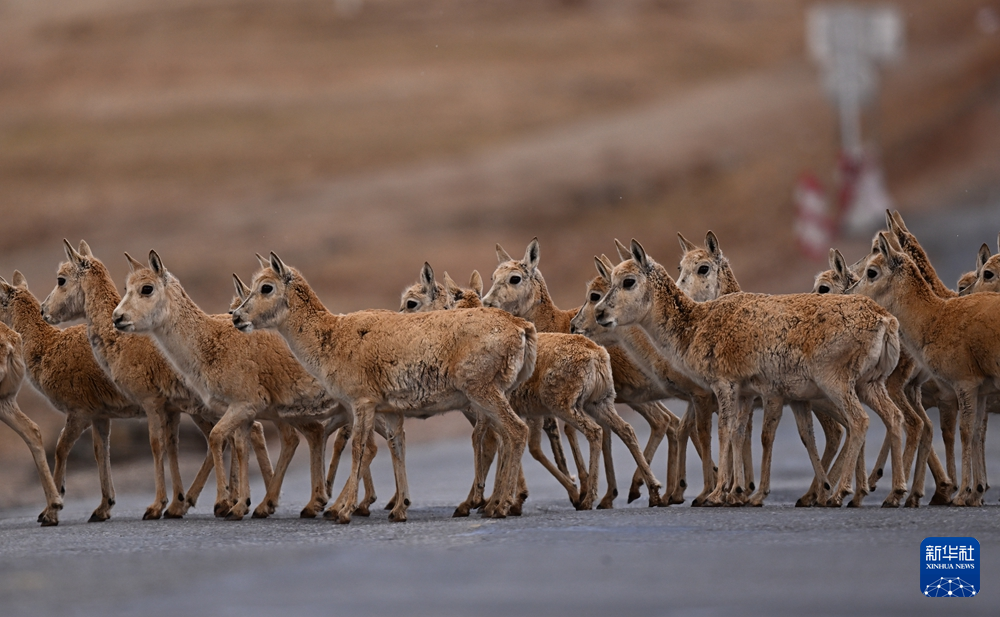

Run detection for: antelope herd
[[1, 210, 998, 526]]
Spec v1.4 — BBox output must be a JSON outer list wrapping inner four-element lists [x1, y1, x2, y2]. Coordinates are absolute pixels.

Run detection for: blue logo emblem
[[921, 537, 980, 597]]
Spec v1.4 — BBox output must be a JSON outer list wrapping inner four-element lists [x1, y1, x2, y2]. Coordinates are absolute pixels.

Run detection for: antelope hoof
[[453, 503, 471, 518], [904, 494, 921, 508], [213, 501, 232, 518], [627, 482, 643, 504], [323, 507, 352, 524], [667, 494, 684, 506], [164, 502, 187, 519], [929, 487, 954, 506], [388, 509, 408, 522], [481, 500, 506, 519], [225, 504, 247, 520], [299, 506, 319, 519], [88, 510, 110, 523], [597, 494, 615, 510], [354, 503, 371, 517], [142, 506, 163, 521], [508, 501, 522, 516], [252, 506, 270, 519], [384, 496, 396, 511], [647, 488, 663, 508], [38, 507, 59, 527]]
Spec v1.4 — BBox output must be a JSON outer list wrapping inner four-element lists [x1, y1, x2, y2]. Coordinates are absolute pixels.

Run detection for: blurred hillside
[[2, 0, 1000, 505]]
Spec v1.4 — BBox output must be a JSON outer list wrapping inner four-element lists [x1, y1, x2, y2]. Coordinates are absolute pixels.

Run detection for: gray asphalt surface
[[1, 403, 999, 617], [2, 202, 1000, 616]]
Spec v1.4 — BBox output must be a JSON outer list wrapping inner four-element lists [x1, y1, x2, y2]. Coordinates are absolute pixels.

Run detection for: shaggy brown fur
[[482, 239, 667, 507], [596, 240, 906, 507], [0, 272, 143, 523], [674, 234, 855, 507], [111, 252, 381, 521], [231, 253, 537, 521], [572, 257, 710, 505], [813, 244, 955, 507], [40, 240, 278, 520], [859, 231, 1000, 506], [0, 321, 63, 525], [403, 270, 663, 510]]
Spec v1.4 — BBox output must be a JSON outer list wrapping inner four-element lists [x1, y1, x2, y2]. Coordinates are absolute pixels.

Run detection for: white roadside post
[[807, 4, 904, 236]]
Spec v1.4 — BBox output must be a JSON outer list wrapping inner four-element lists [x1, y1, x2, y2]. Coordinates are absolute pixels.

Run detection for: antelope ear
[[63, 239, 83, 266], [124, 252, 144, 273], [978, 243, 992, 273], [599, 254, 615, 272], [831, 249, 848, 279], [884, 229, 904, 252], [705, 231, 721, 257], [148, 250, 167, 278], [677, 233, 697, 254], [420, 262, 437, 299], [630, 239, 651, 271], [11, 271, 28, 290], [442, 271, 458, 291], [0, 276, 9, 294], [78, 240, 94, 258], [469, 270, 483, 296], [232, 274, 250, 301], [496, 243, 512, 263], [614, 239, 630, 263], [891, 210, 910, 233], [876, 232, 903, 268], [522, 238, 540, 274], [256, 253, 270, 270], [269, 252, 289, 280], [594, 256, 611, 281]]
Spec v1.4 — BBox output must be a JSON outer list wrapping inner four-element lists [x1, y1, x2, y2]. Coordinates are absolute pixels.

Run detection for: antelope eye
[[261, 284, 274, 294], [817, 285, 830, 294], [57, 277, 66, 287], [140, 284, 154, 295], [867, 268, 877, 280], [623, 278, 636, 290], [509, 275, 521, 285], [406, 299, 418, 309], [589, 292, 601, 302], [697, 265, 710, 275], [985, 271, 995, 280]]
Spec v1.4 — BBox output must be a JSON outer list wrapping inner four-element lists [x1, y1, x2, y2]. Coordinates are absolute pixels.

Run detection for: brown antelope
[[40, 240, 277, 519], [0, 272, 143, 523], [483, 238, 669, 507], [595, 240, 907, 507], [857, 231, 1000, 506], [676, 233, 869, 507], [960, 234, 1000, 295], [0, 320, 63, 525], [814, 246, 955, 507], [571, 255, 710, 505], [400, 262, 577, 512], [110, 251, 398, 521], [230, 252, 537, 521], [402, 265, 664, 510]]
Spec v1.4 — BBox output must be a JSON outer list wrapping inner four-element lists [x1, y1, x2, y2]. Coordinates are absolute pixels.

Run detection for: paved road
[[1, 403, 998, 617]]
